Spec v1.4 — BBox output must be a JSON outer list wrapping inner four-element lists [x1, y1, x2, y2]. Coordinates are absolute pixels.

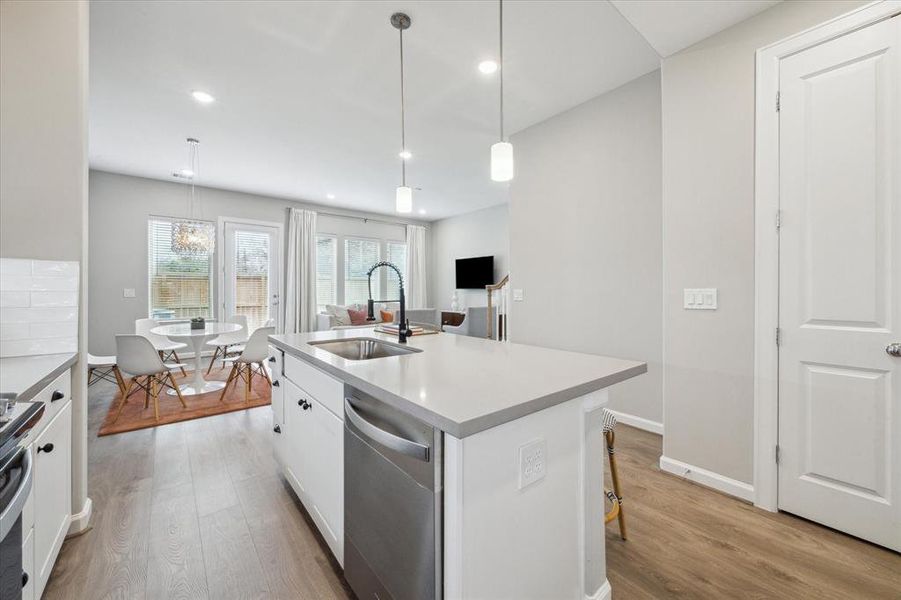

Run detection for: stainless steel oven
[[344, 393, 443, 600], [0, 399, 44, 600]]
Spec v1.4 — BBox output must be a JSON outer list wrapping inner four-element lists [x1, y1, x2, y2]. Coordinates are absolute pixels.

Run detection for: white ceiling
[[610, 0, 781, 57], [89, 0, 778, 220]]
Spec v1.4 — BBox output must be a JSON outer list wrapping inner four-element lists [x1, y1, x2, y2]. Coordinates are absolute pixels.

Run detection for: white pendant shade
[[396, 185, 413, 213], [490, 141, 514, 182]]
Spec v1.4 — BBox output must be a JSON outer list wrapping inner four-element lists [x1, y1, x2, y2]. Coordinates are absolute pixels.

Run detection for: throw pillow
[[326, 304, 351, 326], [348, 307, 370, 326], [380, 309, 394, 323]]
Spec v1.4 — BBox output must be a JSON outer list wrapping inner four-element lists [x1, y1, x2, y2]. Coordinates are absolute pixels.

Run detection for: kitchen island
[[268, 328, 645, 600]]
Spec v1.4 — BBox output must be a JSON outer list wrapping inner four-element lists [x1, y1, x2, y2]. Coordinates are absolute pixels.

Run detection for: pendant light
[[490, 0, 514, 182], [171, 137, 215, 256], [392, 12, 413, 213]]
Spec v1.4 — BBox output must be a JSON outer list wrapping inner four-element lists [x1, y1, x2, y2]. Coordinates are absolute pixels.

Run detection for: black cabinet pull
[[297, 399, 311, 411], [272, 380, 280, 387], [51, 390, 64, 402], [38, 443, 54, 453], [268, 356, 276, 363], [273, 425, 281, 434], [22, 571, 28, 588]]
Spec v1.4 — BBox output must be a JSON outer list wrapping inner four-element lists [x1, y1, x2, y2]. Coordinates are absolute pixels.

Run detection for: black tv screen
[[455, 256, 494, 289]]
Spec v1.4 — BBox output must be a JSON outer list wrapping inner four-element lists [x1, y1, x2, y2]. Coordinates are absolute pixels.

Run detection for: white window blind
[[233, 229, 270, 330], [386, 242, 407, 301], [316, 235, 337, 311], [148, 218, 214, 320], [344, 238, 380, 306]]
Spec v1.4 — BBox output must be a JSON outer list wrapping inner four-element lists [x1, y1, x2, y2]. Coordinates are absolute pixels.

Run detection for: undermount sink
[[308, 337, 422, 361]]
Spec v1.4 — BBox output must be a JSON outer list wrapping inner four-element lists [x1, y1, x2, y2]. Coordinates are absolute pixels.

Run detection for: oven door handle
[[0, 446, 33, 541], [345, 398, 430, 462]]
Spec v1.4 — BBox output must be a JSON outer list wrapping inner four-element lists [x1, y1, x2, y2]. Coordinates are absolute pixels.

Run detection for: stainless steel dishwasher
[[344, 392, 442, 600]]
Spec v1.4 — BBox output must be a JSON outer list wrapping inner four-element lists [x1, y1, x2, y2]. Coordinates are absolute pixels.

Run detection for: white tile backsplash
[[0, 258, 80, 357]]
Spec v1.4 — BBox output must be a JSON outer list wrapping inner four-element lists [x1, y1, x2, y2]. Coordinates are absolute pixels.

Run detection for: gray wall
[[509, 71, 663, 425], [430, 204, 509, 310], [1, 0, 90, 526], [89, 170, 417, 355], [661, 0, 868, 484]]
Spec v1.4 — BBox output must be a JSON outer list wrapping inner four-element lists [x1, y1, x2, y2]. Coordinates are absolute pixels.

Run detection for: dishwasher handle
[[344, 398, 430, 462]]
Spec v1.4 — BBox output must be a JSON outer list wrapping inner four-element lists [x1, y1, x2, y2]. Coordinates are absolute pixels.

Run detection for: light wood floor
[[44, 379, 900, 599]]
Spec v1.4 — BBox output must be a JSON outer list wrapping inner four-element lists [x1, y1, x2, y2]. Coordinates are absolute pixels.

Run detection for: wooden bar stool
[[602, 409, 627, 540]]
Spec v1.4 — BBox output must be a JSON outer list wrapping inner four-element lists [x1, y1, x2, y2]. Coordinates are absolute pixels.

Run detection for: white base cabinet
[[272, 350, 344, 565], [268, 346, 287, 467]]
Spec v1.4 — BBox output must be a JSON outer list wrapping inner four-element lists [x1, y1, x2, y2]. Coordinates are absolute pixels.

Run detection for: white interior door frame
[[753, 0, 901, 511], [217, 216, 285, 329]]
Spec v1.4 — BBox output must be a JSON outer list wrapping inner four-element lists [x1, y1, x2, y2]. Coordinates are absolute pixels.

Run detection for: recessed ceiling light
[[398, 150, 412, 160], [478, 60, 498, 75], [418, 208, 427, 215], [191, 90, 215, 104], [326, 193, 336, 200]]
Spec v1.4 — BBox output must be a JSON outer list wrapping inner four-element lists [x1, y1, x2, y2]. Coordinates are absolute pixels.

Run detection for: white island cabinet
[[268, 345, 344, 564], [269, 329, 646, 600]]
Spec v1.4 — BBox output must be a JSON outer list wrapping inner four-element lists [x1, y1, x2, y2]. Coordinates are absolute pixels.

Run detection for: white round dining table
[[150, 321, 243, 396]]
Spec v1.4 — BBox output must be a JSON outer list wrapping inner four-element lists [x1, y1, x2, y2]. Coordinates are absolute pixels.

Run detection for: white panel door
[[223, 221, 280, 331], [778, 15, 900, 551]]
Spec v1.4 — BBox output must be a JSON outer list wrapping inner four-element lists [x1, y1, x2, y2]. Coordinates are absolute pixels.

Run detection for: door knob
[[887, 343, 901, 357]]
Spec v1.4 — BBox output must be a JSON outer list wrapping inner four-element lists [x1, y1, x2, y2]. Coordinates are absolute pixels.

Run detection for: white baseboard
[[586, 580, 612, 600], [659, 456, 754, 502], [67, 496, 92, 536], [607, 409, 663, 435]]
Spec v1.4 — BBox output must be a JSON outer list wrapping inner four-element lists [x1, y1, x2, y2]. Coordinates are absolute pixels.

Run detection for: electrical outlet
[[683, 288, 717, 310], [123, 288, 136, 298], [518, 439, 547, 490]]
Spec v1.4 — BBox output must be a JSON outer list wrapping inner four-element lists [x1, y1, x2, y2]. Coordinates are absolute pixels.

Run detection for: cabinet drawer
[[25, 370, 71, 443], [284, 353, 343, 418]]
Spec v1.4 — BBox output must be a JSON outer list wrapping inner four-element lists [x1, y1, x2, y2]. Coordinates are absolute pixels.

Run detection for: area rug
[[97, 367, 271, 436]]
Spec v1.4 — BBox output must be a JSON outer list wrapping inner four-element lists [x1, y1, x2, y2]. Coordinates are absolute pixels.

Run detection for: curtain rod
[[314, 209, 429, 229]]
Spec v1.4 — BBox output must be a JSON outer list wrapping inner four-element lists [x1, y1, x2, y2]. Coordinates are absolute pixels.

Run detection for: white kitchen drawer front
[[284, 353, 343, 418], [28, 369, 71, 436], [22, 527, 34, 600], [283, 378, 314, 501], [309, 396, 344, 564], [33, 402, 71, 598]]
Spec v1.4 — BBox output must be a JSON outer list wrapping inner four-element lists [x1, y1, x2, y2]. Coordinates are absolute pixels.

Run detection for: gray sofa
[[444, 306, 497, 338]]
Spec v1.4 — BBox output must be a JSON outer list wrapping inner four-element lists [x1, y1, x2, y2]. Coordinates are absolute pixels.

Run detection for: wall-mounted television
[[455, 255, 494, 289]]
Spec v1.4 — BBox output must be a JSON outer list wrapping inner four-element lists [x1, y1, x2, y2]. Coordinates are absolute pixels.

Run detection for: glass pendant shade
[[490, 141, 514, 182], [396, 186, 413, 213], [171, 220, 215, 255]]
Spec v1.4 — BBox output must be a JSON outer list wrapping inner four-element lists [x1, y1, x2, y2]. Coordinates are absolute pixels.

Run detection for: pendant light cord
[[399, 27, 407, 187], [499, 0, 504, 142]]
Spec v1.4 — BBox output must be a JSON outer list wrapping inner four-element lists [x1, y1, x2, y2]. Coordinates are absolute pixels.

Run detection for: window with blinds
[[386, 242, 407, 301], [316, 235, 337, 311], [344, 238, 380, 306], [148, 218, 214, 320], [233, 229, 270, 330]]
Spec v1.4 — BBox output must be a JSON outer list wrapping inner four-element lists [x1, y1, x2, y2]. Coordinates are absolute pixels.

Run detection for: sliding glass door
[[222, 221, 280, 331]]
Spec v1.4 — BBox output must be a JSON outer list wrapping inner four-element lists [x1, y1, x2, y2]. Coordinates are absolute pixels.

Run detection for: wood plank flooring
[[44, 378, 900, 599]]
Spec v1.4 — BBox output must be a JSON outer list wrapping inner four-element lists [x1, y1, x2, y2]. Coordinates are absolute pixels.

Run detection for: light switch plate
[[513, 288, 524, 302], [518, 439, 547, 490], [123, 288, 136, 298], [684, 288, 717, 310]]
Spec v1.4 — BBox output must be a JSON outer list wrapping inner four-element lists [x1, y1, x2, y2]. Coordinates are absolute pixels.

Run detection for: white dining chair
[[205, 315, 248, 374], [219, 326, 275, 403], [115, 334, 187, 422], [87, 353, 126, 396], [135, 318, 188, 377]]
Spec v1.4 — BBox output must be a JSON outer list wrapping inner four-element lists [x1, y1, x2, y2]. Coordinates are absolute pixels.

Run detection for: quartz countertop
[[269, 329, 646, 437], [0, 353, 78, 402]]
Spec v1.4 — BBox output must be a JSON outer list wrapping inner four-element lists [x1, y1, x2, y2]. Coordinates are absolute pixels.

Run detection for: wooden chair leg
[[168, 371, 187, 408], [171, 351, 188, 377], [112, 378, 135, 423], [606, 430, 627, 540], [144, 375, 151, 409], [113, 366, 127, 396], [245, 363, 252, 403], [87, 367, 95, 387], [220, 364, 238, 402], [152, 376, 160, 421], [260, 362, 272, 386], [206, 346, 220, 375]]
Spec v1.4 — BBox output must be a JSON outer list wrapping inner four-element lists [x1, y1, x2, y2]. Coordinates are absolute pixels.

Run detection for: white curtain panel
[[284, 208, 318, 333], [405, 224, 429, 308]]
